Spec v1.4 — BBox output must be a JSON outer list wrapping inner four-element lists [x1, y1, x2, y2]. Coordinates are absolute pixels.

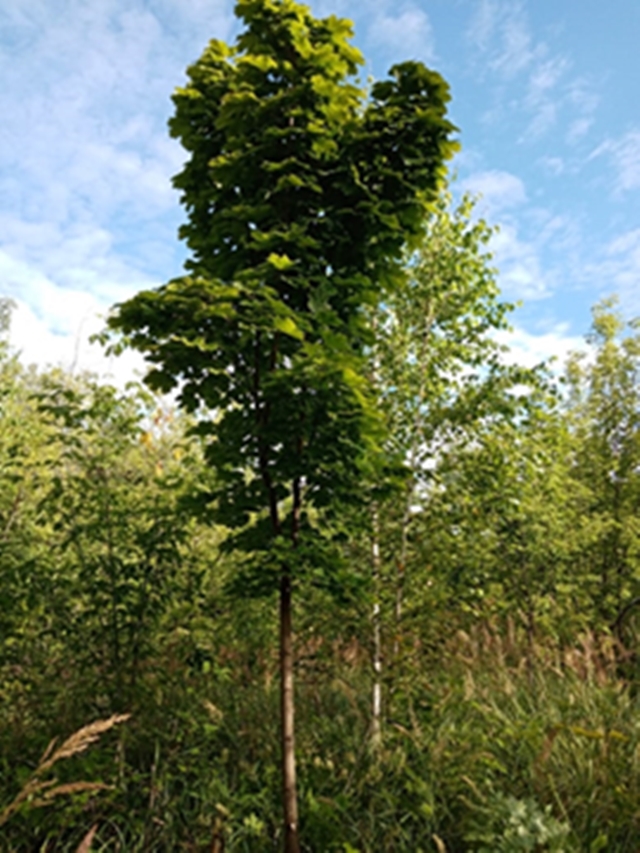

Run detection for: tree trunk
[[371, 504, 382, 748], [393, 301, 435, 659], [393, 500, 410, 660], [280, 571, 300, 853]]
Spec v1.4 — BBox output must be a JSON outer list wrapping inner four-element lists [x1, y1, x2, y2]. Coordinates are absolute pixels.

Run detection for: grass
[[2, 621, 640, 850]]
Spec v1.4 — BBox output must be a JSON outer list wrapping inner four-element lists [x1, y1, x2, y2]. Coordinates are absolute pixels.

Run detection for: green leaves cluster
[[108, 0, 457, 594]]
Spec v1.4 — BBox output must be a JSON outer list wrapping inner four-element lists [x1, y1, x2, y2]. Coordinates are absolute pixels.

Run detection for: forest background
[[3, 198, 640, 853], [3, 2, 640, 852]]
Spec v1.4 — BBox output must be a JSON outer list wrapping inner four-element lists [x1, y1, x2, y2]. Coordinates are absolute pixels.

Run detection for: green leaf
[[273, 316, 304, 340], [267, 252, 296, 271]]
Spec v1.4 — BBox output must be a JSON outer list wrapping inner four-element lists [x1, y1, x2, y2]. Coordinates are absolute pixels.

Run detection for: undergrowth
[[2, 623, 640, 851]]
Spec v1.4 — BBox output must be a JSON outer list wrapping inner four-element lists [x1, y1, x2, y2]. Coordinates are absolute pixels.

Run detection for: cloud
[[307, 0, 435, 67], [607, 229, 640, 257], [462, 170, 527, 213], [367, 5, 435, 62], [565, 78, 599, 144], [521, 55, 570, 139], [0, 0, 239, 380], [566, 117, 593, 144], [528, 56, 569, 100], [465, 0, 500, 53], [495, 323, 585, 370], [466, 3, 599, 148], [581, 229, 640, 317], [0, 233, 156, 382], [494, 9, 536, 76], [467, 0, 536, 78], [590, 130, 640, 193], [0, 6, 190, 230], [490, 224, 551, 302], [1, 254, 145, 383], [459, 172, 569, 303], [538, 156, 565, 176], [9, 298, 145, 384]]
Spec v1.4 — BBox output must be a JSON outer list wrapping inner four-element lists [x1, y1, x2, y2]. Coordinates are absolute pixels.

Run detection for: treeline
[[2, 194, 640, 850]]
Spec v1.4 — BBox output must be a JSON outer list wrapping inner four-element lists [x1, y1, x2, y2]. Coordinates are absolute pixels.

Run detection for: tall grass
[[2, 622, 640, 850]]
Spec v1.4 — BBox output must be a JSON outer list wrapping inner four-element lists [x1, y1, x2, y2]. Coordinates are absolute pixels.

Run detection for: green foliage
[[106, 0, 457, 592], [376, 190, 519, 459], [5, 5, 640, 844], [564, 297, 640, 626], [465, 793, 571, 851], [3, 298, 640, 848], [419, 402, 591, 638], [33, 375, 204, 708], [348, 188, 546, 728]]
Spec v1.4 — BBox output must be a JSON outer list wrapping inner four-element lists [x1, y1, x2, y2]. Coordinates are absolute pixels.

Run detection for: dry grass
[[0, 713, 130, 830]]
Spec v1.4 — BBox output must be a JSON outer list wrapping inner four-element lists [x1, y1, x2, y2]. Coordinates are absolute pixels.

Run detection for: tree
[[105, 1, 457, 849], [564, 297, 640, 627], [0, 305, 63, 701], [35, 375, 202, 710], [374, 191, 517, 632], [360, 190, 535, 727], [422, 398, 590, 648]]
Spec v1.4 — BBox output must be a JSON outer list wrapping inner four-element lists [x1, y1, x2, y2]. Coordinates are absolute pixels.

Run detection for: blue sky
[[1, 0, 638, 381]]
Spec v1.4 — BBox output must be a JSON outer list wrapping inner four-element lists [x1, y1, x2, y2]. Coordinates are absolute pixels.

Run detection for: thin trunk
[[393, 301, 436, 656], [276, 147, 300, 853], [280, 571, 300, 853], [369, 318, 383, 747], [371, 503, 382, 748], [393, 502, 410, 660], [253, 331, 301, 852]]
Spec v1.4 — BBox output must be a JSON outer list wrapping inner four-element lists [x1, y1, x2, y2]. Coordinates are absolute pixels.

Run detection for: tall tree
[[360, 190, 535, 723], [105, 1, 456, 848], [565, 297, 640, 627], [374, 191, 517, 635]]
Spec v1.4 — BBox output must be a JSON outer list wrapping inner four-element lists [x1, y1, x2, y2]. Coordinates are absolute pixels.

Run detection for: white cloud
[[528, 56, 569, 99], [556, 227, 640, 333], [458, 172, 569, 303], [466, 3, 599, 147], [565, 79, 600, 146], [490, 223, 550, 301], [522, 55, 569, 139], [522, 101, 558, 141], [0, 237, 155, 382], [607, 229, 640, 257], [582, 229, 640, 316], [367, 6, 435, 62], [2, 266, 145, 385], [467, 1, 536, 78], [495, 324, 585, 370], [538, 156, 565, 176], [0, 0, 237, 381], [590, 130, 640, 193], [9, 298, 145, 384], [566, 78, 600, 116], [466, 0, 500, 53], [495, 9, 535, 76], [531, 212, 579, 253], [566, 117, 593, 144], [462, 170, 527, 212]]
